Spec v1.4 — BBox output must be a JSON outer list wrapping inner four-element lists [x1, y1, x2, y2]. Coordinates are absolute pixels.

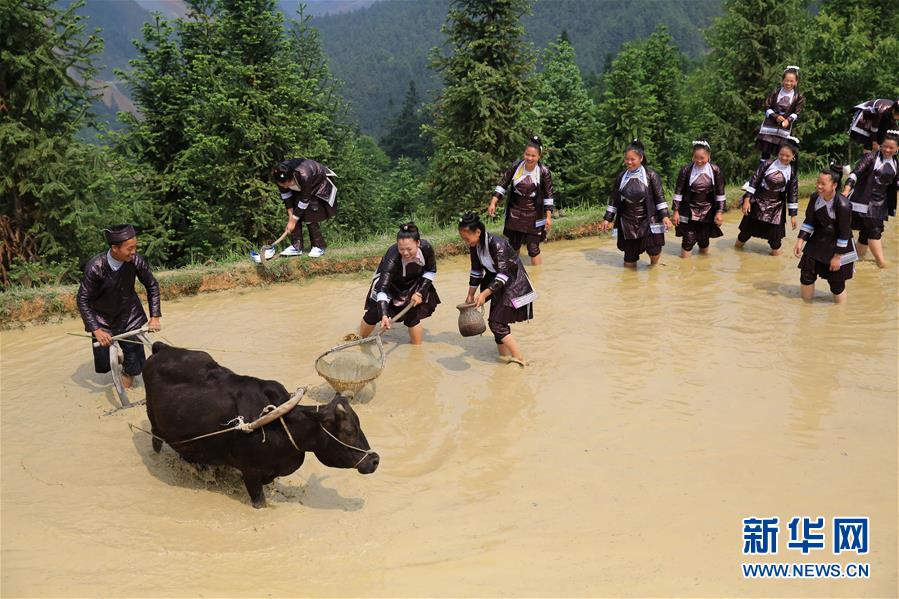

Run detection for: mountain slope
[[66, 0, 722, 139], [64, 0, 151, 80], [312, 0, 722, 136]]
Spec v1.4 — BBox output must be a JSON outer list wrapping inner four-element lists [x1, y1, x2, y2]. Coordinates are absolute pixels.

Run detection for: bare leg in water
[[858, 240, 888, 267], [800, 284, 815, 302], [497, 334, 525, 366], [801, 283, 847, 304]]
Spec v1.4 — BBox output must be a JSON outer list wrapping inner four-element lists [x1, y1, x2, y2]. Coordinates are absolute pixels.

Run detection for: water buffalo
[[142, 342, 379, 508]]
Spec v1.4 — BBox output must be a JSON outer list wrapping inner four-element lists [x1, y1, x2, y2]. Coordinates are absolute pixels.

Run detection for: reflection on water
[[1, 209, 896, 596]]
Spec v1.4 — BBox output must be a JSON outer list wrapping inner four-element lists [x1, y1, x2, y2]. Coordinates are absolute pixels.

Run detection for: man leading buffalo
[[76, 224, 162, 389]]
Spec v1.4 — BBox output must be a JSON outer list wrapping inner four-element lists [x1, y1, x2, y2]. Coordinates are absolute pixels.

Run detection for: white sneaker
[[279, 245, 303, 257], [250, 247, 277, 263], [307, 247, 325, 258]]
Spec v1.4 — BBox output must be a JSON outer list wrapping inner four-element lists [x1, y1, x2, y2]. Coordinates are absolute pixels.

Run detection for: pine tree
[[532, 35, 601, 207], [695, 0, 810, 179], [426, 0, 535, 220], [0, 0, 146, 285], [381, 81, 431, 161], [801, 0, 899, 159], [285, 3, 351, 131], [595, 26, 687, 189], [120, 0, 355, 263]]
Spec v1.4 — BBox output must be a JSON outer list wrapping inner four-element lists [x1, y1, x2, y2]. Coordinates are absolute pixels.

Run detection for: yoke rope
[[130, 387, 307, 449]]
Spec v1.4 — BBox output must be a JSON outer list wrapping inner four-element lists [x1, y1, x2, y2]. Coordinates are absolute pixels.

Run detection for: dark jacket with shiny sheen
[[468, 234, 536, 310], [603, 167, 671, 239], [798, 193, 854, 264], [372, 240, 438, 317], [846, 150, 898, 220], [77, 252, 161, 333], [278, 158, 336, 209], [743, 159, 800, 222]]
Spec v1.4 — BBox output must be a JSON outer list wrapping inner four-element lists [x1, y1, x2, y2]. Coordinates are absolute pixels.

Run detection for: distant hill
[[131, 0, 374, 19], [72, 0, 373, 83], [278, 0, 378, 17], [132, 0, 188, 19], [313, 0, 722, 137], [63, 0, 151, 81], [65, 0, 722, 139]]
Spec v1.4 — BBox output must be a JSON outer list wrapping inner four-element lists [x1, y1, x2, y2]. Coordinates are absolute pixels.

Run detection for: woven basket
[[456, 302, 486, 337]]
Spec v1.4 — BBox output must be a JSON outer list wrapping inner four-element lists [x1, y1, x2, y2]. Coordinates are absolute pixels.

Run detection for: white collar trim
[[689, 162, 714, 185], [764, 160, 792, 184], [619, 166, 648, 190]]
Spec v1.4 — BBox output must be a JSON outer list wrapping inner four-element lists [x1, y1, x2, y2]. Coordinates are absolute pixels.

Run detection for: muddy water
[[2, 211, 896, 597]]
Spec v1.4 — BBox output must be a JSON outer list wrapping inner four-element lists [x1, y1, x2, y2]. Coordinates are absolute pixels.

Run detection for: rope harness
[[129, 387, 375, 466], [70, 329, 376, 465]]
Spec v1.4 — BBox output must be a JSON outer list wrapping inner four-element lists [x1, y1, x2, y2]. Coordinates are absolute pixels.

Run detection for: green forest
[[312, 0, 721, 136], [1, 0, 897, 289]]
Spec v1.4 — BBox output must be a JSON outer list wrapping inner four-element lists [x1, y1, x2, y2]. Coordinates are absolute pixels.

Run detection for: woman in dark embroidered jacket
[[754, 66, 805, 162], [459, 213, 535, 367], [849, 99, 899, 151], [736, 136, 800, 255], [672, 140, 726, 258], [487, 136, 555, 265], [359, 223, 440, 345], [794, 165, 857, 304], [842, 129, 898, 268], [271, 158, 338, 258], [599, 139, 673, 267]]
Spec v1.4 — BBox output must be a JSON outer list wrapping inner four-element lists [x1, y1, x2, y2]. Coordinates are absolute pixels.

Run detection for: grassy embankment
[[0, 175, 818, 328]]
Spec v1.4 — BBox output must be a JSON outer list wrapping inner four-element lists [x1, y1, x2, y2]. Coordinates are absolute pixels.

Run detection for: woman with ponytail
[[672, 140, 726, 258], [794, 164, 856, 303], [271, 158, 338, 258], [487, 136, 555, 265], [458, 212, 536, 367], [599, 140, 673, 267], [754, 66, 805, 163], [359, 222, 440, 345], [842, 129, 898, 268], [736, 136, 800, 255]]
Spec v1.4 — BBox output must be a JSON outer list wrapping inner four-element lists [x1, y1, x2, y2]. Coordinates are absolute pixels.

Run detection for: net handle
[[377, 301, 415, 336], [260, 231, 290, 265], [316, 333, 386, 371], [314, 300, 413, 373]]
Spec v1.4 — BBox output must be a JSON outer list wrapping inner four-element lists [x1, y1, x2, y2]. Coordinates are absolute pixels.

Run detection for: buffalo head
[[312, 395, 379, 474]]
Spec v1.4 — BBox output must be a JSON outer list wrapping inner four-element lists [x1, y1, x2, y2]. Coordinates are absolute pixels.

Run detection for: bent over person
[[272, 158, 338, 258]]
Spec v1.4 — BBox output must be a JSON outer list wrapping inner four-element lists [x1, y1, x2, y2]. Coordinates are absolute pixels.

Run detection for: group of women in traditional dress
[[351, 214, 534, 367], [264, 66, 896, 364]]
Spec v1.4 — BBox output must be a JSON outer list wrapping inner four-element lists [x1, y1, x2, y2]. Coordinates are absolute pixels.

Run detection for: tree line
[[311, 0, 720, 137], [1, 0, 896, 288]]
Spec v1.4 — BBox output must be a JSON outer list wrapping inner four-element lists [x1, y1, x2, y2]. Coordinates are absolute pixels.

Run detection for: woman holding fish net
[[358, 223, 441, 345]]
